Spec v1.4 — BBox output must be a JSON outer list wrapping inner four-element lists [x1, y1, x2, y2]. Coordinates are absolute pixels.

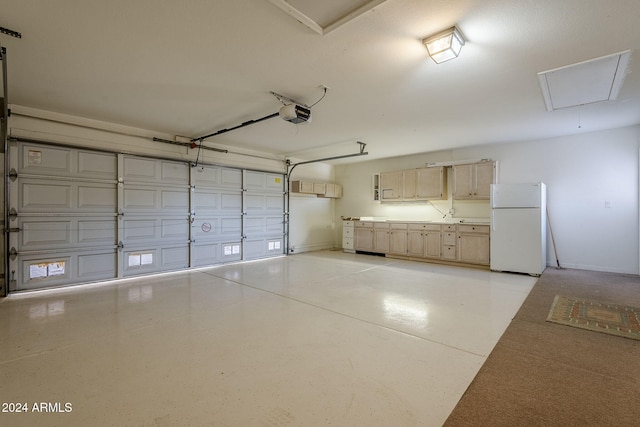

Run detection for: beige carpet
[[444, 268, 640, 427]]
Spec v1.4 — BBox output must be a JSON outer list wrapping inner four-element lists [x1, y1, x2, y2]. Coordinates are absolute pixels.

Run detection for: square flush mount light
[[423, 26, 465, 64]]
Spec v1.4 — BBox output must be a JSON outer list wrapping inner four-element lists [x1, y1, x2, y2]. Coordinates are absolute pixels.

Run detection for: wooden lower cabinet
[[407, 223, 441, 258], [354, 221, 490, 268], [389, 224, 408, 255], [441, 224, 457, 261], [354, 222, 374, 252], [373, 223, 390, 253], [458, 224, 490, 265]]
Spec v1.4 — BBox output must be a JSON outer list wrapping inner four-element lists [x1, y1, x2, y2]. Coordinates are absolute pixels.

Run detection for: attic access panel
[[268, 0, 388, 35], [538, 50, 631, 111]]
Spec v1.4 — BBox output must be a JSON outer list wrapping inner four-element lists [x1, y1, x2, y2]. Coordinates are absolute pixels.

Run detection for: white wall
[[336, 125, 640, 275], [288, 161, 337, 253]]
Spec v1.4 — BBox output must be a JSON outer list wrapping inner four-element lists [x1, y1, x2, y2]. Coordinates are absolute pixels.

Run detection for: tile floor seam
[[202, 270, 488, 359]]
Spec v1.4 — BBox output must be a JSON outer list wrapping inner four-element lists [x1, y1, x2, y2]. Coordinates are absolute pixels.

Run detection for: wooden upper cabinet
[[381, 167, 446, 202], [452, 162, 495, 200], [402, 169, 417, 199], [380, 171, 403, 200], [416, 167, 446, 200]]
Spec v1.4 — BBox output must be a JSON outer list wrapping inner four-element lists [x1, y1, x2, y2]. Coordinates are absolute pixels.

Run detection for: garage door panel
[[21, 220, 71, 248], [244, 237, 284, 260], [123, 187, 156, 210], [18, 250, 117, 290], [77, 219, 117, 244], [123, 218, 188, 243], [245, 194, 283, 213], [123, 245, 189, 276], [161, 246, 190, 270], [78, 186, 116, 209], [19, 144, 118, 181], [192, 165, 242, 188], [123, 186, 188, 214], [160, 218, 190, 239], [19, 179, 116, 213], [192, 242, 219, 267], [78, 252, 118, 279], [221, 168, 243, 187], [21, 181, 71, 210], [20, 144, 71, 175], [244, 171, 284, 193], [244, 216, 284, 236], [18, 217, 116, 252], [123, 219, 157, 240], [78, 151, 118, 178], [161, 189, 189, 210], [123, 157, 189, 186], [122, 157, 157, 181]]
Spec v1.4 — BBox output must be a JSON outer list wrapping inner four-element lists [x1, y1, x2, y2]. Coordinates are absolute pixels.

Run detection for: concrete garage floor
[[0, 251, 535, 426]]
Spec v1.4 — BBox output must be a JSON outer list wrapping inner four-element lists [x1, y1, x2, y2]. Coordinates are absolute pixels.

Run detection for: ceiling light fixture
[[422, 26, 465, 64]]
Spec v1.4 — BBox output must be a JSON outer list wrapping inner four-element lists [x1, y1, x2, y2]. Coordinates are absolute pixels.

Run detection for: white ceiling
[[1, 0, 640, 163]]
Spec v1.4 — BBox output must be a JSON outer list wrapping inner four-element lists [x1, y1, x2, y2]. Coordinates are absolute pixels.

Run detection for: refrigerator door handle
[[492, 211, 496, 231]]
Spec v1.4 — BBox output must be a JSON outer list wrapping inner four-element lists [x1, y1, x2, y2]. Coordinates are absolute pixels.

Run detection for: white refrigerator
[[490, 182, 547, 276]]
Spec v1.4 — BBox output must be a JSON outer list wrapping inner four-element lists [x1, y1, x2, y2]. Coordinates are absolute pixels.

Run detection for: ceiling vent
[[537, 50, 631, 111]]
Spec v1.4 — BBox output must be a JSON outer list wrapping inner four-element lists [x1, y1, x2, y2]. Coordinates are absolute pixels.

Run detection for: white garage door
[[119, 155, 191, 277], [190, 164, 243, 267], [243, 170, 285, 260], [7, 142, 118, 291], [7, 140, 286, 292]]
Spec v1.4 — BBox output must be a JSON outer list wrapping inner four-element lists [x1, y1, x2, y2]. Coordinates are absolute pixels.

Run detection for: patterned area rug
[[546, 295, 640, 341]]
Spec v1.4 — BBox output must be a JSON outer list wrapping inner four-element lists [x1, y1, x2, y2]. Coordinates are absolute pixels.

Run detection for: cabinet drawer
[[442, 224, 456, 232], [442, 245, 457, 260], [389, 223, 408, 230], [373, 222, 389, 229], [355, 221, 373, 228], [442, 231, 457, 245], [343, 237, 354, 249], [343, 221, 354, 227], [458, 224, 489, 234], [408, 223, 441, 231], [343, 227, 354, 238]]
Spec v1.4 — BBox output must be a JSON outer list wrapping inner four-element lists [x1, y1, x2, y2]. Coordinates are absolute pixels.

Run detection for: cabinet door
[[416, 167, 445, 200], [452, 164, 473, 199], [380, 171, 403, 200], [374, 228, 390, 253], [402, 169, 417, 199], [389, 230, 407, 255], [313, 182, 326, 195], [473, 162, 495, 199], [458, 233, 490, 264], [354, 228, 373, 251], [424, 231, 441, 258], [407, 230, 424, 257]]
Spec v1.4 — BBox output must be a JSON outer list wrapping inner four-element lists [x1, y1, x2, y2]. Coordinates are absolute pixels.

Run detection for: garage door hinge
[[8, 208, 17, 221], [117, 241, 124, 251], [7, 227, 21, 233], [9, 247, 18, 261], [8, 168, 17, 182]]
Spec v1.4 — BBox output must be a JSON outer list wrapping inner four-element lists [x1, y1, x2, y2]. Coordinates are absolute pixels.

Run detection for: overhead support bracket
[[0, 27, 21, 39], [286, 142, 369, 176], [191, 112, 280, 142]]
